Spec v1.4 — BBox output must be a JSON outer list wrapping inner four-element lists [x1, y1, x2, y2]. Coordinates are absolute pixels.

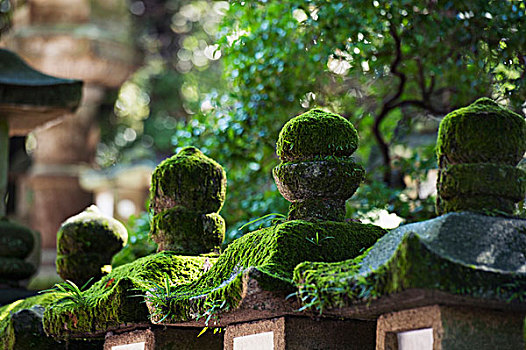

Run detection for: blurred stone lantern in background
[[1, 0, 139, 287], [79, 162, 154, 222]]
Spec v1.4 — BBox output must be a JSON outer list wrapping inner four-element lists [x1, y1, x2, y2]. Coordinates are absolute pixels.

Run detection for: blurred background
[[0, 0, 524, 288]]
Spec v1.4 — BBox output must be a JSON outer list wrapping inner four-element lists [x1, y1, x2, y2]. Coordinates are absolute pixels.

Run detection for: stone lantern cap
[[0, 48, 82, 136]]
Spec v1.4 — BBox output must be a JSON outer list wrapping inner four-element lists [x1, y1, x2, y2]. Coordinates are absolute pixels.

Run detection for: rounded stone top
[[57, 205, 128, 256], [436, 98, 526, 166], [276, 109, 359, 162], [149, 146, 227, 214], [0, 219, 35, 259]]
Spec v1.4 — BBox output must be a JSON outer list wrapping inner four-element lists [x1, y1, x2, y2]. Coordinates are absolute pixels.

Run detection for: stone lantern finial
[[149, 147, 227, 254], [436, 98, 526, 215], [273, 108, 365, 221], [56, 205, 128, 286]]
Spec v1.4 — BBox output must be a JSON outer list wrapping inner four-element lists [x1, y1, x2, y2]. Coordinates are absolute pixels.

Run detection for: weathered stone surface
[[0, 220, 34, 259]]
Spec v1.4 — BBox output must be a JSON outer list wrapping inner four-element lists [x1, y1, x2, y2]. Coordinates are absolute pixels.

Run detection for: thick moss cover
[[276, 109, 359, 162], [56, 206, 128, 286], [149, 147, 227, 214], [436, 163, 526, 215], [150, 207, 225, 254], [155, 220, 385, 322], [436, 98, 526, 167], [0, 293, 64, 350], [294, 212, 526, 313], [44, 252, 212, 338]]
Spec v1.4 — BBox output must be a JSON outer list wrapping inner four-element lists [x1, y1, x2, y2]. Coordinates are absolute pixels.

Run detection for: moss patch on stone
[[154, 220, 385, 322], [43, 252, 213, 338], [0, 292, 64, 350], [276, 109, 359, 162], [436, 98, 526, 167], [293, 212, 526, 313], [150, 207, 225, 254], [149, 147, 227, 214], [436, 163, 526, 215]]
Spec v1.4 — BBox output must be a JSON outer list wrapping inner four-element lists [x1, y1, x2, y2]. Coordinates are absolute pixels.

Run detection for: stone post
[[436, 98, 526, 215], [272, 108, 365, 221], [149, 147, 227, 254]]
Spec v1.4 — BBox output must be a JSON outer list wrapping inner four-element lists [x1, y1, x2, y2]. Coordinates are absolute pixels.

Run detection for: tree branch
[[373, 23, 406, 184]]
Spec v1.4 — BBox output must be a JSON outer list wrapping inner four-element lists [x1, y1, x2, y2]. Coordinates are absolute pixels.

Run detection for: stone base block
[[376, 305, 525, 350], [104, 327, 223, 350], [224, 316, 376, 350]]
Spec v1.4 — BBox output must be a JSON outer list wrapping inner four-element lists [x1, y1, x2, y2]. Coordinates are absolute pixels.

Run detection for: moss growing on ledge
[[150, 207, 225, 254], [149, 147, 227, 215], [436, 98, 526, 167], [293, 212, 526, 313], [43, 252, 213, 338], [0, 293, 63, 350], [276, 109, 359, 162], [154, 220, 385, 323]]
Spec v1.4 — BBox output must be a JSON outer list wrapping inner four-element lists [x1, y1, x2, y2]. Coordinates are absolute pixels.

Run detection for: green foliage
[[103, 0, 526, 250]]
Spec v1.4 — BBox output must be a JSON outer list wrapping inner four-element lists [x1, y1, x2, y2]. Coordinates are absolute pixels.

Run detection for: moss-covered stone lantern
[[292, 99, 526, 350], [273, 108, 364, 221], [149, 146, 227, 254], [56, 205, 127, 286]]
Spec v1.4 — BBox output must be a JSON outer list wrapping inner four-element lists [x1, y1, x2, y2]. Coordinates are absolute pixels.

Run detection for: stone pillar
[[29, 85, 103, 250]]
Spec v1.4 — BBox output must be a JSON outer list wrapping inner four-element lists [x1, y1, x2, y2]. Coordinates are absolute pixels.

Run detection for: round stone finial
[[273, 109, 365, 221], [436, 98, 526, 215], [437, 97, 526, 167], [149, 147, 226, 254], [149, 146, 227, 215], [276, 108, 359, 162], [56, 205, 128, 286]]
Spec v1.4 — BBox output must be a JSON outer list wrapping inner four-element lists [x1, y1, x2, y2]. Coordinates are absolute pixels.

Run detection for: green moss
[[150, 207, 225, 254], [436, 98, 526, 167], [56, 206, 127, 286], [293, 212, 526, 313], [436, 164, 526, 215], [272, 158, 365, 202], [276, 109, 359, 162], [155, 220, 385, 322], [149, 147, 227, 215], [0, 293, 65, 350], [288, 199, 346, 221], [0, 219, 34, 259], [438, 164, 526, 201], [43, 252, 212, 338]]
